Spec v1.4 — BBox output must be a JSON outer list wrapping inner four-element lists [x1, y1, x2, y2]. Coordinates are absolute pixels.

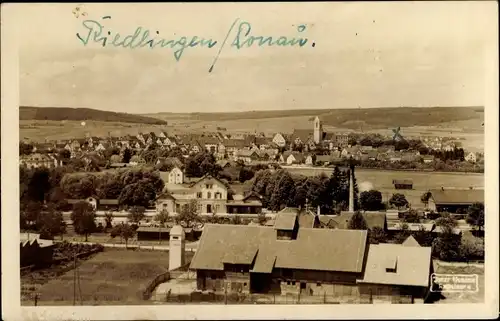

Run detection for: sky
[[18, 2, 495, 114]]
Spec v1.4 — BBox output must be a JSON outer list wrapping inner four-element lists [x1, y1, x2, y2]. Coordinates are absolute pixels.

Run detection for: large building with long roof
[[190, 210, 433, 303]]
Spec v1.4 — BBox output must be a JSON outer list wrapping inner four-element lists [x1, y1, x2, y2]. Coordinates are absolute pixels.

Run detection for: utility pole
[[73, 254, 76, 306]]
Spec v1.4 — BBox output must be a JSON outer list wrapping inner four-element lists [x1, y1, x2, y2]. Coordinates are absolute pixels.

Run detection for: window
[[286, 281, 290, 285], [243, 282, 247, 286], [207, 204, 212, 213], [316, 282, 322, 286], [172, 236, 179, 240], [207, 192, 212, 199], [292, 281, 296, 286], [197, 192, 202, 198]]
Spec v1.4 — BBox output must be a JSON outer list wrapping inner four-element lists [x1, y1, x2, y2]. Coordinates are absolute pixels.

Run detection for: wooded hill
[[20, 107, 168, 125]]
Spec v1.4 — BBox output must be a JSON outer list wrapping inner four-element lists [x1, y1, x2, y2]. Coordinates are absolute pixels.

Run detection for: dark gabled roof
[[328, 212, 387, 230], [393, 179, 413, 185], [99, 199, 119, 205], [221, 139, 247, 148], [291, 129, 314, 143], [190, 224, 368, 273], [430, 189, 484, 205]]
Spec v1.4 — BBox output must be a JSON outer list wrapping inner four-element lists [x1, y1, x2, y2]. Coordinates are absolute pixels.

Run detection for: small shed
[[393, 179, 413, 190]]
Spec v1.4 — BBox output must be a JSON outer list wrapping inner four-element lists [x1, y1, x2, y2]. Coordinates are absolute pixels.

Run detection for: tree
[[230, 215, 243, 225], [347, 211, 368, 230], [402, 209, 420, 223], [413, 225, 434, 247], [459, 232, 484, 261], [20, 142, 34, 155], [238, 167, 255, 183], [58, 149, 71, 162], [20, 201, 43, 230], [70, 201, 96, 242], [37, 205, 66, 240], [360, 190, 384, 211], [104, 211, 114, 229], [368, 227, 388, 244], [389, 193, 409, 209], [257, 212, 267, 226], [122, 148, 132, 163], [269, 171, 296, 211], [154, 209, 170, 227], [128, 206, 146, 224], [154, 209, 170, 242], [466, 202, 484, 232], [111, 223, 136, 248], [118, 181, 158, 207], [177, 199, 200, 228], [420, 191, 432, 208], [432, 232, 461, 261], [435, 212, 458, 233], [394, 223, 411, 244]]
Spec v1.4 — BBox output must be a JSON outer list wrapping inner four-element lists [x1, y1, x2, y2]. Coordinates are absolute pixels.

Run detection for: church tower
[[313, 116, 323, 144], [169, 225, 185, 271]]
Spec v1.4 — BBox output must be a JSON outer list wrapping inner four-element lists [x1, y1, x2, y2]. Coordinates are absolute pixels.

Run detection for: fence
[[140, 271, 171, 300], [161, 291, 414, 305]]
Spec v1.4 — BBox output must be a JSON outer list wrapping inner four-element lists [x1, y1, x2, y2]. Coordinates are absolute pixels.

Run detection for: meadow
[[285, 167, 484, 208], [27, 248, 193, 306]]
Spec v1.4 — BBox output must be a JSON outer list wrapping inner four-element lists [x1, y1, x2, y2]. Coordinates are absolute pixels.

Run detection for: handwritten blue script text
[[76, 17, 314, 72]]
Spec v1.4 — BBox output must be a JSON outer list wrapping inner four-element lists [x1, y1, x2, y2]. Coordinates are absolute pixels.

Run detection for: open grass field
[[28, 248, 193, 306], [286, 167, 484, 209]]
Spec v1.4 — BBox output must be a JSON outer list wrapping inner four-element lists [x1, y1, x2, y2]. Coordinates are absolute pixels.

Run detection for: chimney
[[349, 169, 354, 212]]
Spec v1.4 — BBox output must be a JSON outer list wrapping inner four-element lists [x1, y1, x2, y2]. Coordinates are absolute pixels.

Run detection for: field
[[286, 167, 484, 208], [25, 248, 193, 306], [19, 120, 171, 143]]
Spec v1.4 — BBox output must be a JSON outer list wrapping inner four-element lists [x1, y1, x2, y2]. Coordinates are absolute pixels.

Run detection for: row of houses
[[65, 174, 265, 215]]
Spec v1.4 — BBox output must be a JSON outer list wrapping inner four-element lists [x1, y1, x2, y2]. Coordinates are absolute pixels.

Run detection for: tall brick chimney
[[349, 168, 354, 212]]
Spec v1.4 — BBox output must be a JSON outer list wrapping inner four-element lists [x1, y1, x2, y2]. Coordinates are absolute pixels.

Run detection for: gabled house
[[272, 133, 288, 148], [305, 154, 316, 166], [465, 152, 477, 163], [422, 155, 435, 164], [236, 149, 261, 164], [291, 129, 313, 146], [427, 188, 484, 213], [285, 152, 305, 165], [166, 166, 184, 184]]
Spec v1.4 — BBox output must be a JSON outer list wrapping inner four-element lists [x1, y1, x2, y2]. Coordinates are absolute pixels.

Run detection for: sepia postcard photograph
[[1, 1, 499, 320]]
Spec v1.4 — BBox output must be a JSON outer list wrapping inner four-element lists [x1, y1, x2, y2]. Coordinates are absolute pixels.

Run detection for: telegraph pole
[[73, 254, 76, 306]]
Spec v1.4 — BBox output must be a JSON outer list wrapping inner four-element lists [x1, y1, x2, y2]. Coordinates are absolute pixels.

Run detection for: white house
[[286, 152, 305, 165], [168, 166, 184, 184], [465, 152, 477, 163], [272, 133, 287, 148]]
